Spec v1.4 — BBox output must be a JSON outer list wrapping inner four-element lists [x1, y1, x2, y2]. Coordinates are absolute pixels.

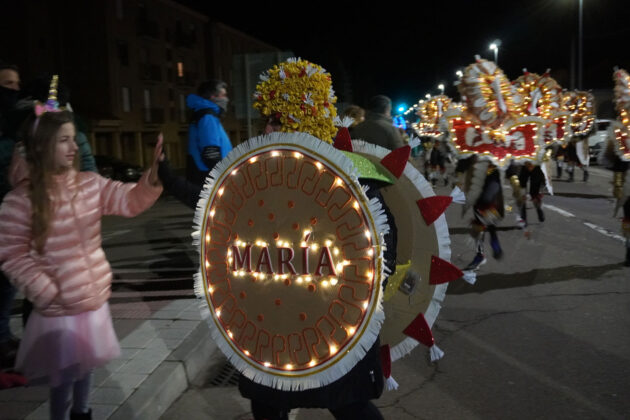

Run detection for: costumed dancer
[[191, 58, 458, 420], [412, 95, 452, 186], [443, 58, 546, 273], [0, 76, 163, 420], [562, 90, 596, 182], [601, 68, 630, 266]]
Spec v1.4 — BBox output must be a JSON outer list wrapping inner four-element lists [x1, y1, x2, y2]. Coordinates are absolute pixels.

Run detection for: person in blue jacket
[[186, 80, 232, 186]]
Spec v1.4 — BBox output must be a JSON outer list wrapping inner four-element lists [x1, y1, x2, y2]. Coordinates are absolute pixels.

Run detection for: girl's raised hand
[[149, 133, 164, 186]]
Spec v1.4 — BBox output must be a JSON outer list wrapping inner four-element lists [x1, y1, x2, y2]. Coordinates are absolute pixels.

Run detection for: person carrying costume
[[0, 76, 163, 420]]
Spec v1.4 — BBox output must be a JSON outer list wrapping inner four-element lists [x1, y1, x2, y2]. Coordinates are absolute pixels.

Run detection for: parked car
[[588, 119, 611, 165], [94, 155, 143, 182]]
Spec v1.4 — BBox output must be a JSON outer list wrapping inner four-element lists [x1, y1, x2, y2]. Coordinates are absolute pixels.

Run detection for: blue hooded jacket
[[186, 94, 232, 171]]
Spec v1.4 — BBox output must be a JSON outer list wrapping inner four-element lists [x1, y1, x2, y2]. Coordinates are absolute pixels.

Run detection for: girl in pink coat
[[0, 109, 163, 420]]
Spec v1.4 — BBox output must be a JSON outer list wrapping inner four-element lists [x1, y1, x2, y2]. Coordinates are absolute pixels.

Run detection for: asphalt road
[[147, 164, 629, 420]]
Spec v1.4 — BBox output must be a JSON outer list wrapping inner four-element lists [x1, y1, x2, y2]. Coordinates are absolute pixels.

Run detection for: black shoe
[[537, 207, 545, 222], [70, 409, 92, 420]]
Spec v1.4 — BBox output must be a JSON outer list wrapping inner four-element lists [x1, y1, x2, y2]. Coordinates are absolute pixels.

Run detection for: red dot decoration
[[299, 312, 307, 321], [284, 279, 291, 286], [308, 284, 316, 293], [268, 213, 275, 221], [273, 232, 280, 240], [233, 233, 239, 240], [275, 298, 282, 306], [310, 217, 318, 225], [239, 291, 246, 299], [257, 314, 264, 322], [258, 200, 265, 207], [288, 200, 295, 208], [248, 219, 254, 226], [292, 223, 299, 230]]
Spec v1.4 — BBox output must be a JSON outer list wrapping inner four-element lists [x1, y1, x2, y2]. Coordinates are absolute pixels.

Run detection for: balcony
[[142, 108, 165, 124], [139, 64, 162, 82]]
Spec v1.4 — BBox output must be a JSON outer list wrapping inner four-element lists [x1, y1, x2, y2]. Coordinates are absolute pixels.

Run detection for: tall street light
[[489, 42, 499, 64], [578, 0, 583, 89], [438, 84, 445, 95]]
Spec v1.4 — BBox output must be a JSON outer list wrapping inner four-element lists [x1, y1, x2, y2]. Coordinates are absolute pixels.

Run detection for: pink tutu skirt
[[16, 303, 120, 387]]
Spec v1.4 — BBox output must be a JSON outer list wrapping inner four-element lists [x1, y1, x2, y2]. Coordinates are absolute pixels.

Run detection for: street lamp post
[[425, 94, 431, 100], [578, 0, 583, 89], [438, 84, 445, 95], [489, 43, 499, 64]]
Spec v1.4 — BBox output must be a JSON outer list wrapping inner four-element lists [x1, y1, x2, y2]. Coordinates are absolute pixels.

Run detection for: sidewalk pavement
[[1, 297, 225, 420]]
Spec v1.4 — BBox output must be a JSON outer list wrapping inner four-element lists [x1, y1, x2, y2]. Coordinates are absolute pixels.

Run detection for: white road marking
[[542, 204, 575, 218], [583, 222, 626, 243]]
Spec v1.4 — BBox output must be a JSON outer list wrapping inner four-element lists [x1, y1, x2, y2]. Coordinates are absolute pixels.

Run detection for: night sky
[[182, 0, 628, 108]]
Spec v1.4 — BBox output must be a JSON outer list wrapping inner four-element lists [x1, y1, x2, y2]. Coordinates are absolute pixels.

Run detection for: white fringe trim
[[429, 344, 445, 362], [192, 132, 387, 391], [350, 140, 451, 362], [450, 186, 466, 204], [385, 375, 399, 391], [462, 270, 477, 284]]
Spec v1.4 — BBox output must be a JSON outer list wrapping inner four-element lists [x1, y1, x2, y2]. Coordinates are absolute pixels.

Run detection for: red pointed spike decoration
[[402, 313, 434, 348], [429, 255, 463, 285], [380, 145, 410, 179], [416, 196, 453, 226], [333, 127, 353, 152]]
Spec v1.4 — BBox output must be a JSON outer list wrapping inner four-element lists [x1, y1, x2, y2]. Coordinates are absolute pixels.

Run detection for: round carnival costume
[[412, 96, 452, 186], [602, 68, 630, 266], [443, 58, 547, 275], [559, 89, 596, 182], [192, 59, 461, 417]]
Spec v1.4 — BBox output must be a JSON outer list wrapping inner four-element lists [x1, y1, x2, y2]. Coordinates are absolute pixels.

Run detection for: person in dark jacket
[[350, 95, 404, 151], [186, 80, 232, 187]]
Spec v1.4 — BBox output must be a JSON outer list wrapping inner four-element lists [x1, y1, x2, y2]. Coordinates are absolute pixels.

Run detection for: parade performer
[[562, 90, 596, 182], [412, 95, 452, 186], [192, 58, 459, 419], [443, 58, 546, 273], [0, 76, 163, 420], [602, 68, 630, 266]]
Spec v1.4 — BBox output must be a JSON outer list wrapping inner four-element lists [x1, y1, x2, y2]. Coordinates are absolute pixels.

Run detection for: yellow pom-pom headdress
[[613, 68, 630, 127], [253, 58, 338, 143], [513, 69, 562, 120]]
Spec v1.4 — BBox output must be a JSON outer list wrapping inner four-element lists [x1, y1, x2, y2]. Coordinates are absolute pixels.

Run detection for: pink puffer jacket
[[0, 169, 162, 316]]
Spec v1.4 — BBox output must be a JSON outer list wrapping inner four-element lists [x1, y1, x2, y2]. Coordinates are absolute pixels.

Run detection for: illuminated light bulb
[[228, 257, 233, 264], [364, 230, 371, 239], [347, 327, 356, 335], [330, 278, 338, 286], [228, 330, 233, 338], [301, 241, 307, 247], [330, 345, 338, 355], [205, 234, 211, 243], [260, 273, 266, 280], [352, 201, 359, 210], [253, 272, 259, 279], [367, 249, 374, 257], [333, 248, 339, 256], [362, 301, 368, 310], [285, 364, 294, 370], [305, 276, 312, 282], [274, 274, 280, 280], [210, 209, 216, 218], [308, 360, 317, 367], [208, 286, 214, 294], [325, 239, 333, 247], [264, 362, 271, 367], [310, 243, 319, 251], [366, 270, 373, 278], [315, 162, 323, 170], [218, 187, 225, 196], [216, 309, 222, 317], [342, 260, 350, 266], [236, 240, 243, 247], [335, 177, 343, 186], [336, 263, 344, 272], [322, 280, 329, 287], [231, 169, 238, 176], [296, 277, 303, 284], [205, 260, 210, 268], [293, 152, 303, 159], [244, 350, 250, 356], [227, 249, 232, 256], [271, 151, 280, 157], [283, 241, 290, 247], [303, 229, 311, 238], [250, 156, 258, 163]]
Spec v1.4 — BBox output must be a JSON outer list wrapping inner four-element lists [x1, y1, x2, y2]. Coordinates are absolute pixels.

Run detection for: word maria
[[230, 243, 337, 277]]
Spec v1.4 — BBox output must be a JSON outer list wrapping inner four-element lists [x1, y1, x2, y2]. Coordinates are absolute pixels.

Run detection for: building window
[[144, 89, 151, 122], [117, 41, 129, 66], [177, 62, 184, 78], [179, 94, 186, 123], [122, 87, 131, 112]]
